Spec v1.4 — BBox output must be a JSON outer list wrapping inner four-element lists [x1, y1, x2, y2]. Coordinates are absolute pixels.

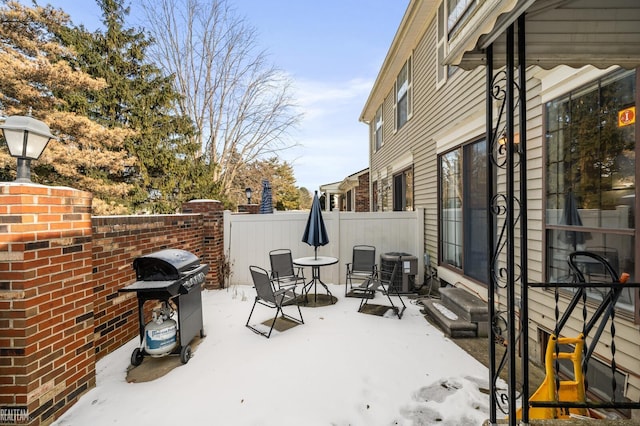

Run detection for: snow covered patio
[[52, 284, 495, 425]]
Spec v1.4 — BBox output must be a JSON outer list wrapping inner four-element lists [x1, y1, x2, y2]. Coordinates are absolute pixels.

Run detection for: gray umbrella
[[302, 191, 329, 259], [559, 189, 590, 247], [259, 180, 273, 214]]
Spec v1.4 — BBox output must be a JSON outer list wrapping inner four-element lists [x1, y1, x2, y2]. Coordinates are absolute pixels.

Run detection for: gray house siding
[[364, 1, 640, 403]]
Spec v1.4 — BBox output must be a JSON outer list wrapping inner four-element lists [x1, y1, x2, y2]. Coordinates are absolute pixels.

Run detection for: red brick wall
[[0, 184, 94, 425], [91, 213, 205, 359], [237, 204, 259, 214], [1, 185, 225, 424], [181, 200, 225, 289], [356, 172, 370, 212]]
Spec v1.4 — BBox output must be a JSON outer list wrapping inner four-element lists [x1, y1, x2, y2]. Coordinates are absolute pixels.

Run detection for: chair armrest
[[274, 287, 288, 297]]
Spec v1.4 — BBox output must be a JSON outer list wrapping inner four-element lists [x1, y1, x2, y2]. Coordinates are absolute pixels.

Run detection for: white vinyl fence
[[224, 209, 424, 286]]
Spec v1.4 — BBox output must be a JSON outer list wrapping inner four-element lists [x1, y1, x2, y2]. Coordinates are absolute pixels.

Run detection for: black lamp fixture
[[0, 115, 56, 183], [245, 187, 252, 204]]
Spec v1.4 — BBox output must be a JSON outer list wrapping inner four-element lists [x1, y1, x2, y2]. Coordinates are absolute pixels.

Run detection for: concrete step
[[439, 287, 489, 323], [421, 298, 477, 338]]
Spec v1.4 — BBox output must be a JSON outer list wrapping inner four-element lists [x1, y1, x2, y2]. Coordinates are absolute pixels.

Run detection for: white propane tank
[[144, 308, 177, 357]]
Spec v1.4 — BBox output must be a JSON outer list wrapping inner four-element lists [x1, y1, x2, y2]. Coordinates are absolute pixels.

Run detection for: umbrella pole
[[314, 247, 318, 260]]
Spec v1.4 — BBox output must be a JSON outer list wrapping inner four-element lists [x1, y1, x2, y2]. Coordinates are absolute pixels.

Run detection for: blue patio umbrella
[[259, 179, 273, 214], [302, 191, 329, 259]]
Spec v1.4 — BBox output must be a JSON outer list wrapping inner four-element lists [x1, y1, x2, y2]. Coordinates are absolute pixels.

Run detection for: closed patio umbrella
[[559, 189, 590, 248], [259, 180, 273, 214], [302, 191, 329, 259]]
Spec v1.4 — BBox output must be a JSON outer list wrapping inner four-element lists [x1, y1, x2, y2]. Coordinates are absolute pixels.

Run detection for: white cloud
[[281, 77, 373, 191]]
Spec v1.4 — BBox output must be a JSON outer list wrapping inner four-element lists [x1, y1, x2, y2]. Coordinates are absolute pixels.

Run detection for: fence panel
[[225, 209, 423, 286]]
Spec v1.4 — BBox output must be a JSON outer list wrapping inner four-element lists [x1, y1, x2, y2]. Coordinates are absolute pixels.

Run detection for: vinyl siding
[[370, 15, 486, 266], [367, 1, 640, 403]]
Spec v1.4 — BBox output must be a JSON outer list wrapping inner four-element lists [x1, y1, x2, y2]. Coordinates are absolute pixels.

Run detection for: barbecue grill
[[120, 249, 209, 365]]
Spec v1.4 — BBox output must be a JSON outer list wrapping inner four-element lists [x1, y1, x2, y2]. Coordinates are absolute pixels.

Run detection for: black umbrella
[[559, 189, 590, 247], [302, 191, 329, 259], [259, 180, 273, 214]]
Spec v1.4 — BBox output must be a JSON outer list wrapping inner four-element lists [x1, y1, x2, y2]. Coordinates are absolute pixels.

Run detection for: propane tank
[[144, 302, 177, 356]]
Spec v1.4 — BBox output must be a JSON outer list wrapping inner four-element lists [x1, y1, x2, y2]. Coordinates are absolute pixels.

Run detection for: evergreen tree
[[55, 0, 200, 213], [272, 160, 299, 211], [0, 1, 134, 214], [231, 157, 300, 210]]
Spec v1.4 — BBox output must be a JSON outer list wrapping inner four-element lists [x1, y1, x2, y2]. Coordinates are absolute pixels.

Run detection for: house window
[[437, 1, 467, 88], [374, 105, 383, 151], [395, 56, 412, 130], [545, 69, 636, 313], [439, 138, 489, 283], [393, 167, 413, 211], [447, 0, 477, 36], [346, 189, 353, 212]]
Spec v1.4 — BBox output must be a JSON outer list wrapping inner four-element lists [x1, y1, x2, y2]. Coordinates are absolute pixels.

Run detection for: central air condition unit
[[380, 252, 417, 293]]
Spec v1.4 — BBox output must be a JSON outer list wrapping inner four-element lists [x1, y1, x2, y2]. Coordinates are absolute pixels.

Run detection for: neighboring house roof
[[447, 0, 640, 70], [320, 167, 369, 194], [319, 181, 341, 193]]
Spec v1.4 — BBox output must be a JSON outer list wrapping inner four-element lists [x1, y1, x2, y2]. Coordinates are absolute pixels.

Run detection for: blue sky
[[34, 0, 408, 192]]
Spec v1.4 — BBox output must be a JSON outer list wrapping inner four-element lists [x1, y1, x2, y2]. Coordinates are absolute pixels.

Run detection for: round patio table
[[293, 256, 338, 305]]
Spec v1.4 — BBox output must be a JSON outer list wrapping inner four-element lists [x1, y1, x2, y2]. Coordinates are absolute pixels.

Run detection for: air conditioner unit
[[380, 252, 417, 293]]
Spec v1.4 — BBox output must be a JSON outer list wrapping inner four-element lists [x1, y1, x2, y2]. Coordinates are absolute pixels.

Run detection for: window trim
[[542, 68, 638, 320], [437, 0, 470, 88], [374, 105, 383, 152], [438, 136, 490, 285], [392, 166, 414, 212], [394, 55, 413, 131], [436, 1, 449, 89]]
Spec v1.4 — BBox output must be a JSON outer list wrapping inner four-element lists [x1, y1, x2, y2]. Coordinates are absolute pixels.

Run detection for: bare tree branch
[[140, 0, 302, 196]]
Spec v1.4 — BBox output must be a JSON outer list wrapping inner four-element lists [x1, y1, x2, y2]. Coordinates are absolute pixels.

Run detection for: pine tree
[[231, 157, 301, 210], [55, 0, 201, 213], [0, 1, 134, 213]]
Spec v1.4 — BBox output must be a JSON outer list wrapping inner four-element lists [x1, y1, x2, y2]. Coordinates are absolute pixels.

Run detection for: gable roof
[[360, 1, 438, 123]]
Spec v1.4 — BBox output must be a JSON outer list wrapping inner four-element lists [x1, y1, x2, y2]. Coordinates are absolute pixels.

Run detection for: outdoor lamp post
[[0, 115, 56, 183], [245, 187, 252, 204]]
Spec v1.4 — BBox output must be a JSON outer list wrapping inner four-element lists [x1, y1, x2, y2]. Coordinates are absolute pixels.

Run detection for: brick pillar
[[182, 200, 224, 289], [0, 183, 94, 425]]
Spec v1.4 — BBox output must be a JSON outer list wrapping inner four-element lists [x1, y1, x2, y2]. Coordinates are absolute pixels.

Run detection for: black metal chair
[[352, 261, 406, 319], [246, 265, 304, 338], [345, 245, 377, 297], [269, 248, 305, 290]]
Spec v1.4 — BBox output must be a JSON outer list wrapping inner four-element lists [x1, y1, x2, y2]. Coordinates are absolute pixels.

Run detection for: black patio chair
[[345, 245, 377, 297], [246, 265, 304, 338], [269, 248, 305, 290], [353, 260, 406, 319]]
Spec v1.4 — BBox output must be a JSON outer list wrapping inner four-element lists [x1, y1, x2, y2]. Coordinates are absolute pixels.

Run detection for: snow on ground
[[53, 284, 497, 426]]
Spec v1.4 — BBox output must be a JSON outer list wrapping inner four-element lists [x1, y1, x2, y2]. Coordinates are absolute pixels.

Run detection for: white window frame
[[436, 1, 448, 88], [394, 55, 413, 131], [437, 0, 476, 89], [447, 0, 476, 36], [374, 105, 383, 152]]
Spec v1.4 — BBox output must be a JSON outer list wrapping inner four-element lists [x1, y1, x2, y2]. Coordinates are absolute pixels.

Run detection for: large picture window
[[545, 69, 636, 312], [439, 138, 489, 283]]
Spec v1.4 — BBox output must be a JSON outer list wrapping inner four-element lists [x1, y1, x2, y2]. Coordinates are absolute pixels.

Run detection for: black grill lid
[[133, 249, 201, 281]]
